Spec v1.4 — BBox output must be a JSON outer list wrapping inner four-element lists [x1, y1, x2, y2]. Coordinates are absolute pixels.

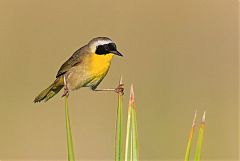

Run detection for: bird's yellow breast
[[89, 53, 114, 76]]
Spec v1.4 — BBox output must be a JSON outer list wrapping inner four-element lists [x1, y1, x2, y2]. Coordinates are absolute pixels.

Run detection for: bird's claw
[[62, 86, 69, 97], [115, 84, 124, 95]]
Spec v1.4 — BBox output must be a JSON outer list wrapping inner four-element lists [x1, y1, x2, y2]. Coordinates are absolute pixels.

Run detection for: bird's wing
[[56, 46, 86, 78]]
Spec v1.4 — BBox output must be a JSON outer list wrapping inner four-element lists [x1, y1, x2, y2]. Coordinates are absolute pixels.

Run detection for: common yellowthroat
[[34, 37, 123, 103]]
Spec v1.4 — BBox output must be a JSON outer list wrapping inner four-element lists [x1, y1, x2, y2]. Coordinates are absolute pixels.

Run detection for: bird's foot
[[62, 90, 69, 97], [62, 86, 69, 97], [115, 84, 124, 95]]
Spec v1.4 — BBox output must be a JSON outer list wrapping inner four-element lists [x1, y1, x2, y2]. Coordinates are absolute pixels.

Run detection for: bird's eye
[[108, 43, 117, 51], [104, 44, 109, 51], [96, 45, 108, 55]]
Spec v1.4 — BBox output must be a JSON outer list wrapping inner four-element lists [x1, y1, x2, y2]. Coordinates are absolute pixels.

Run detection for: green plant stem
[[194, 112, 206, 161], [115, 93, 123, 161], [132, 107, 139, 160], [125, 84, 139, 161], [194, 124, 205, 161], [65, 96, 75, 161], [125, 105, 133, 161], [184, 111, 197, 161]]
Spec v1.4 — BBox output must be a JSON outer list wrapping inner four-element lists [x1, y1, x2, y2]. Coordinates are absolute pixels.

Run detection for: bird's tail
[[34, 76, 64, 103]]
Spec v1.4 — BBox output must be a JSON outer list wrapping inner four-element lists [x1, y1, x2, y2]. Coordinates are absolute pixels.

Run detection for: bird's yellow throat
[[89, 53, 114, 75]]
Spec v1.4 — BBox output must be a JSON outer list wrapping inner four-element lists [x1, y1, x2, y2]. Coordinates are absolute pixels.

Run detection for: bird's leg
[[93, 84, 124, 95], [62, 75, 70, 97]]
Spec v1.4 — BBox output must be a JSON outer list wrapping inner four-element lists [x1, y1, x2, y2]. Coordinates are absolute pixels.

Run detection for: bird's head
[[88, 37, 123, 57]]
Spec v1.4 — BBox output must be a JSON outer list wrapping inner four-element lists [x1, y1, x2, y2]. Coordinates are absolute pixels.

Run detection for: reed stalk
[[65, 96, 75, 161], [184, 111, 197, 161], [115, 76, 124, 161], [194, 111, 206, 161], [125, 84, 139, 161]]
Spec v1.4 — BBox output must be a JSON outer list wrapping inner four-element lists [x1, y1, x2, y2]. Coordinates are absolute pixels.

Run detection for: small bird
[[34, 37, 123, 103]]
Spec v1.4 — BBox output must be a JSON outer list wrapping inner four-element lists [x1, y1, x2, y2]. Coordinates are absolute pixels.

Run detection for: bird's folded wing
[[56, 47, 85, 78]]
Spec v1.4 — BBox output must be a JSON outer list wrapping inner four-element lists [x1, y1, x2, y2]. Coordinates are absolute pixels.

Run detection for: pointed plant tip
[[192, 110, 197, 127], [201, 111, 206, 123], [194, 109, 197, 116], [119, 75, 123, 85], [130, 84, 135, 103]]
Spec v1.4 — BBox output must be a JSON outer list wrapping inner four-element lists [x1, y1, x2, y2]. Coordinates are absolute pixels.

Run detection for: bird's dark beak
[[111, 50, 123, 57]]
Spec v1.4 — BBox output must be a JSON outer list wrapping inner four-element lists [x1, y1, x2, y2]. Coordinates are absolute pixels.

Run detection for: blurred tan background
[[0, 0, 238, 160]]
